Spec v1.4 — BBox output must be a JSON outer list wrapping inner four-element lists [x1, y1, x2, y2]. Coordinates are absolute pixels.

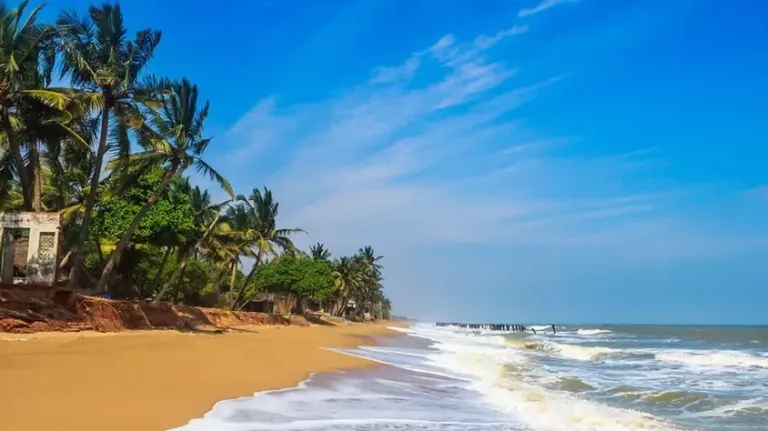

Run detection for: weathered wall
[[0, 212, 62, 285]]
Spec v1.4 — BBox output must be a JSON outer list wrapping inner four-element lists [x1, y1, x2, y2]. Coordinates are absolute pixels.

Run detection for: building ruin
[[0, 212, 62, 286]]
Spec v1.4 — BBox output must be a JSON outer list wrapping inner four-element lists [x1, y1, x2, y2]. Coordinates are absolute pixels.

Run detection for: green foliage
[[91, 168, 195, 245], [174, 259, 225, 307], [0, 1, 392, 315], [254, 254, 334, 301]]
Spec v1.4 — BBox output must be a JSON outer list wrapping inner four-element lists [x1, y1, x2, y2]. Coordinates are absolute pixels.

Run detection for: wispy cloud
[[519, 0, 579, 17], [218, 15, 768, 267]]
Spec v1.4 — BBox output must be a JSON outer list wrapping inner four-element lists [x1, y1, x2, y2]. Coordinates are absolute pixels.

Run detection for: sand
[[0, 322, 400, 431]]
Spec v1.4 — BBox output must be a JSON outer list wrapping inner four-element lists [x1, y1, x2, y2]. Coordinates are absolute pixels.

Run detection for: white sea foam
[[683, 397, 768, 419], [546, 343, 618, 361], [656, 349, 768, 369], [173, 346, 520, 431], [413, 324, 686, 431], [175, 323, 766, 431], [577, 329, 613, 335], [504, 337, 620, 361]]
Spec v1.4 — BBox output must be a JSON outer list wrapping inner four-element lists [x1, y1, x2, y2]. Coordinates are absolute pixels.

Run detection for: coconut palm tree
[[56, 3, 165, 288], [95, 78, 232, 292], [0, 0, 56, 210], [15, 91, 94, 211], [152, 186, 231, 302], [310, 242, 331, 261], [353, 246, 383, 316], [227, 187, 304, 309], [330, 256, 364, 316], [0, 146, 21, 209]]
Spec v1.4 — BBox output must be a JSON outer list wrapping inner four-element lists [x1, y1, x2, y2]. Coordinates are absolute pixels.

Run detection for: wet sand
[[0, 322, 400, 431]]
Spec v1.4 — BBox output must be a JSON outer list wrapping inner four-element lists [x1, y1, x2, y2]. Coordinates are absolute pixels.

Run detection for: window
[[38, 232, 56, 263]]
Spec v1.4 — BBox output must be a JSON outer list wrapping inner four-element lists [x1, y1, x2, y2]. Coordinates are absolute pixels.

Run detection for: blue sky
[[40, 0, 768, 324]]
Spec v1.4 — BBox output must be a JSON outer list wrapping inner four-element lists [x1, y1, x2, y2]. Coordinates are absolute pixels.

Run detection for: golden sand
[[0, 322, 399, 431]]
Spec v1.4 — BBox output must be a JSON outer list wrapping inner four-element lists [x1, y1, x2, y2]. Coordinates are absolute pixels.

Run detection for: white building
[[0, 212, 62, 286]]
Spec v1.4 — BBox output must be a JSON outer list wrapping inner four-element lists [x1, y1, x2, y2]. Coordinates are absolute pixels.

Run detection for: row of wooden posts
[[435, 322, 557, 334]]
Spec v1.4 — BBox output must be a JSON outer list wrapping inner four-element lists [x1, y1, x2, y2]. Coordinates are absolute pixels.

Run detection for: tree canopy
[[254, 254, 334, 303]]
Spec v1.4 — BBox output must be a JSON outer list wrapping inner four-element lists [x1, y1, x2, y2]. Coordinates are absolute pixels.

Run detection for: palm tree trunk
[[95, 166, 177, 292], [231, 254, 261, 309], [228, 260, 237, 307], [1, 112, 33, 211], [29, 142, 43, 212], [150, 245, 173, 289], [68, 104, 110, 289], [93, 236, 105, 265], [153, 214, 221, 302]]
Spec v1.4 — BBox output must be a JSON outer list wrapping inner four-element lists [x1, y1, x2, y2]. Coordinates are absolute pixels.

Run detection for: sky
[[39, 0, 768, 324]]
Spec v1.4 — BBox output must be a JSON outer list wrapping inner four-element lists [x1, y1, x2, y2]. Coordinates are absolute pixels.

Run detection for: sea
[[175, 323, 768, 431]]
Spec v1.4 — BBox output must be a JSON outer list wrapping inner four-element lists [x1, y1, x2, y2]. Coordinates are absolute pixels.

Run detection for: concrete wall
[[0, 212, 62, 286]]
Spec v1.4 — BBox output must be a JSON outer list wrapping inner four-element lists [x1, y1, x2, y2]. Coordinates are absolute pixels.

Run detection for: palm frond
[[193, 157, 233, 197], [22, 89, 72, 110]]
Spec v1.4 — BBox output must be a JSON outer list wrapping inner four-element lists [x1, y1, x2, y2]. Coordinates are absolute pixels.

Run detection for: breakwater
[[435, 322, 556, 334]]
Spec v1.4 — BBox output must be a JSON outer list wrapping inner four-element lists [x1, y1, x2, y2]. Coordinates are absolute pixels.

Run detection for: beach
[[0, 322, 398, 431], [175, 323, 766, 431]]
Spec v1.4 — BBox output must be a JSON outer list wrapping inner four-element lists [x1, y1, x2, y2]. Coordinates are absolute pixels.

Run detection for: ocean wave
[[416, 325, 686, 430], [549, 343, 618, 361], [577, 329, 613, 335], [485, 381, 687, 431], [683, 397, 768, 420], [181, 418, 519, 431], [656, 350, 768, 369], [504, 338, 619, 361], [642, 390, 710, 407], [551, 377, 596, 392]]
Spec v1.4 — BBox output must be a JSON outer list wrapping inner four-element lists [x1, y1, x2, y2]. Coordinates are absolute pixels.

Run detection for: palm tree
[[345, 246, 384, 319], [310, 242, 331, 261], [0, 147, 22, 210], [0, 0, 56, 210], [227, 187, 304, 309], [95, 78, 232, 292], [15, 91, 92, 211], [152, 186, 231, 302], [358, 246, 382, 270], [56, 3, 164, 288], [331, 256, 364, 316]]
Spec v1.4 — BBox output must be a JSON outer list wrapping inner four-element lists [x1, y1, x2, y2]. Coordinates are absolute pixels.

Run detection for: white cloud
[[211, 14, 768, 318], [219, 21, 768, 268], [519, 0, 579, 17], [371, 56, 420, 84]]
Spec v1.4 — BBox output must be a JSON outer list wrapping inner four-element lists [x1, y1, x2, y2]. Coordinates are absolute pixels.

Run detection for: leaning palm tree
[[0, 0, 55, 210], [95, 78, 232, 292], [152, 187, 231, 302], [228, 187, 304, 308], [56, 3, 164, 288]]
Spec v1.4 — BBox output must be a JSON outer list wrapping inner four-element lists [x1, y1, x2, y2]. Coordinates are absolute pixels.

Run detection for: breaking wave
[[655, 350, 768, 369], [577, 329, 613, 335]]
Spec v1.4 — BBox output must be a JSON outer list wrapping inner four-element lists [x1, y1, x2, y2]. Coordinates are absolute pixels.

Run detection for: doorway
[[1, 228, 30, 284]]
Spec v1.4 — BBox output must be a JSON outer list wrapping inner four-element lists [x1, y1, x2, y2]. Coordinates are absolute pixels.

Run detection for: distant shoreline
[[0, 322, 401, 431]]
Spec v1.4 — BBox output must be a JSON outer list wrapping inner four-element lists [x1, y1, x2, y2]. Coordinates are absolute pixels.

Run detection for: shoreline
[[0, 322, 401, 431]]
